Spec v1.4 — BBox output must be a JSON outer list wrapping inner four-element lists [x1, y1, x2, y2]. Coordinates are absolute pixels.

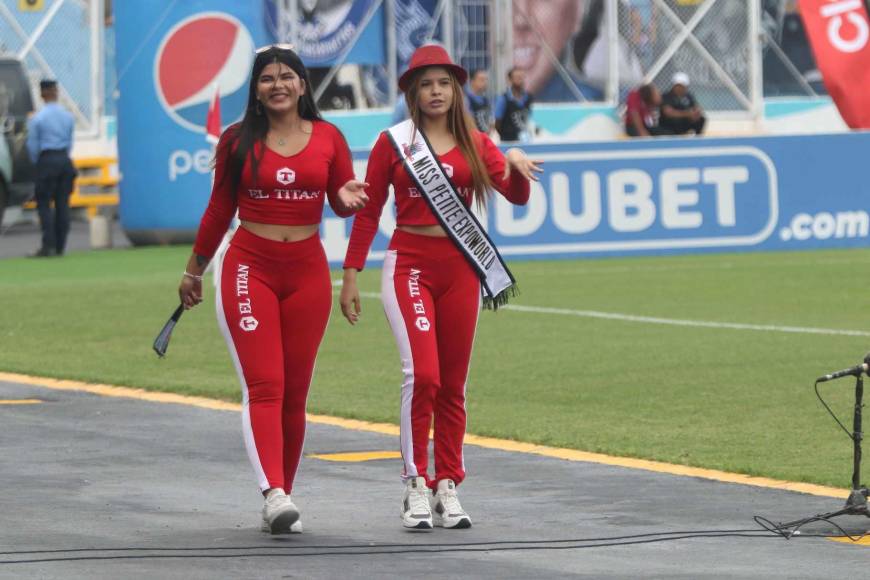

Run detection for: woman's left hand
[[504, 148, 543, 182], [337, 180, 370, 212]]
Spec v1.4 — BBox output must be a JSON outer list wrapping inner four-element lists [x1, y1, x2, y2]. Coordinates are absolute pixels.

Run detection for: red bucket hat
[[398, 45, 468, 92]]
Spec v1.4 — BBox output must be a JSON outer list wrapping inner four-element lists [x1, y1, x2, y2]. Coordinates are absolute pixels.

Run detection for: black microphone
[[817, 353, 870, 382]]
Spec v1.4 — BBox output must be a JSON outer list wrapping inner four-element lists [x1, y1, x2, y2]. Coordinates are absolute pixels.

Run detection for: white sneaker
[[401, 476, 433, 530], [261, 488, 300, 535], [261, 515, 302, 534], [431, 479, 472, 529]]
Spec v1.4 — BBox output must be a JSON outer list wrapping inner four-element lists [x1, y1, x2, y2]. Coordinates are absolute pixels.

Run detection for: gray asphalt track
[[0, 213, 130, 259], [1, 378, 869, 579]]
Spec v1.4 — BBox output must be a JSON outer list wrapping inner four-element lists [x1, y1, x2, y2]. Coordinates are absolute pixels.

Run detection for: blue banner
[[115, 0, 271, 242], [264, 0, 385, 66], [316, 132, 870, 263], [394, 0, 440, 72]]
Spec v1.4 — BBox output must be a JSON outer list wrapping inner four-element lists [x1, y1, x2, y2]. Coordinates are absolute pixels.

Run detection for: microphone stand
[[770, 372, 870, 537], [843, 373, 869, 513]]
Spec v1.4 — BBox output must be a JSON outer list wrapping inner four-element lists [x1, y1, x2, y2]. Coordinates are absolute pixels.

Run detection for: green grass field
[[2, 246, 870, 488]]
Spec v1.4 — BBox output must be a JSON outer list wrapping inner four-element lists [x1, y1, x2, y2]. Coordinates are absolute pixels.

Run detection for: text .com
[[780, 211, 869, 241]]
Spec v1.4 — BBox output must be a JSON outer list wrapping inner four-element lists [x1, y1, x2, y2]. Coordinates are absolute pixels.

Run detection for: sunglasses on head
[[255, 43, 296, 54]]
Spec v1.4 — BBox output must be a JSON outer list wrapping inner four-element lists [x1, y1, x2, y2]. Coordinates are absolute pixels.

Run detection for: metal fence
[[445, 0, 775, 116], [0, 0, 104, 137], [0, 0, 831, 130], [617, 0, 762, 114], [761, 0, 824, 97]]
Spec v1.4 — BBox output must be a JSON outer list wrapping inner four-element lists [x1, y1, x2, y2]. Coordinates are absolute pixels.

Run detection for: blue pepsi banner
[[115, 1, 270, 243], [264, 0, 385, 67], [316, 132, 870, 263]]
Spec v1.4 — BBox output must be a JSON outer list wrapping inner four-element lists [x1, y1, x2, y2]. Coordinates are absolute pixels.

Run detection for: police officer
[[26, 79, 76, 257]]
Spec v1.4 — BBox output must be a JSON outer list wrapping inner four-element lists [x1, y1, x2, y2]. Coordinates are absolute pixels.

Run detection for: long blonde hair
[[405, 68, 491, 210]]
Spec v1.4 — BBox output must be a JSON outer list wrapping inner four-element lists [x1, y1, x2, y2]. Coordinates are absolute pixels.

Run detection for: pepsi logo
[[155, 12, 254, 134]]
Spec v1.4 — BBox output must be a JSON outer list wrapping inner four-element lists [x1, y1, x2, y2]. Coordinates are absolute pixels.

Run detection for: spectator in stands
[[624, 83, 669, 137], [659, 72, 706, 135], [464, 69, 493, 134], [494, 68, 533, 143]]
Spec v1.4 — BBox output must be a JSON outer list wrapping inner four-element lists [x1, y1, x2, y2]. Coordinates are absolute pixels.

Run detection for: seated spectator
[[624, 83, 669, 137], [659, 72, 706, 135]]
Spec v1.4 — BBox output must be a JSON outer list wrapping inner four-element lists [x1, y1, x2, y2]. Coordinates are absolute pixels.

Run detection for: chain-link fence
[[0, 0, 103, 135], [509, 0, 612, 103], [619, 0, 760, 113], [761, 0, 824, 97], [252, 1, 831, 117]]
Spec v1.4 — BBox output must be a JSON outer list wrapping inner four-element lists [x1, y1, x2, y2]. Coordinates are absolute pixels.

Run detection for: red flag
[[799, 0, 870, 128], [206, 84, 221, 144]]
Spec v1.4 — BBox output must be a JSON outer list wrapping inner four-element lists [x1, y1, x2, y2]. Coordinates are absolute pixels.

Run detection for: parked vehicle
[[0, 56, 35, 226]]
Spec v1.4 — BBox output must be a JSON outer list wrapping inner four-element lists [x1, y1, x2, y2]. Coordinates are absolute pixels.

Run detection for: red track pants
[[216, 227, 331, 493], [381, 230, 481, 489]]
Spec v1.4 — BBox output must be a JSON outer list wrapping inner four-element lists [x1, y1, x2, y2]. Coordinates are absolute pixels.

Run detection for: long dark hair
[[219, 46, 323, 192], [404, 67, 492, 210]]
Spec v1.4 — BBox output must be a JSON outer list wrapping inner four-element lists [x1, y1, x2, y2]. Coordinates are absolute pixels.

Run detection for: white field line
[[331, 281, 870, 337], [500, 304, 870, 337]]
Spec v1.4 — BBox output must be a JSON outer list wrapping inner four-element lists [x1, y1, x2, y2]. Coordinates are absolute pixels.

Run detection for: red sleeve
[[325, 123, 356, 218], [342, 132, 394, 271], [478, 132, 529, 205], [192, 128, 238, 260]]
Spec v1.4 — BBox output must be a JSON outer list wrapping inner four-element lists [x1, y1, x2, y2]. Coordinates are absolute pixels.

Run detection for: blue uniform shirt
[[26, 103, 74, 163]]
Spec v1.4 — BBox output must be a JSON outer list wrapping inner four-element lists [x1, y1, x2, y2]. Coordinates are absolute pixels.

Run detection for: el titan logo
[[406, 268, 430, 332], [277, 167, 296, 185], [236, 264, 258, 332]]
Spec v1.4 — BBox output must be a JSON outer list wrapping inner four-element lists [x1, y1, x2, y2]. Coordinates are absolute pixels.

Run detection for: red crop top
[[343, 130, 530, 271], [193, 120, 356, 259]]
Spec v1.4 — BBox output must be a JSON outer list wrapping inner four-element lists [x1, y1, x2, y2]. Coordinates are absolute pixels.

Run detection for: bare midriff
[[398, 224, 448, 237], [241, 221, 320, 242]]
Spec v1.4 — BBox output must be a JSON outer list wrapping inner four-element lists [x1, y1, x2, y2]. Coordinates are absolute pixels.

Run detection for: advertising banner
[[114, 0, 270, 243], [799, 0, 870, 128], [264, 0, 385, 67], [317, 132, 870, 264]]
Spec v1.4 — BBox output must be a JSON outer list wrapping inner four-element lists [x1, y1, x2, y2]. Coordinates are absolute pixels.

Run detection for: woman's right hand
[[340, 270, 361, 325], [179, 275, 203, 310]]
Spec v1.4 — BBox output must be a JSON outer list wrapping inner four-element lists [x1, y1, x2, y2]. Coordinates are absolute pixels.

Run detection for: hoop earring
[[256, 101, 263, 115]]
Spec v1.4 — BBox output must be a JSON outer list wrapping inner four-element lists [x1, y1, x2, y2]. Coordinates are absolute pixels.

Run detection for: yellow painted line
[[0, 399, 43, 405], [0, 372, 240, 412], [308, 451, 401, 462], [828, 536, 870, 546], [0, 371, 849, 499]]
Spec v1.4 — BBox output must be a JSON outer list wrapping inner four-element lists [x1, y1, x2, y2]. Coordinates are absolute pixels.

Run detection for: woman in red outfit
[[340, 45, 541, 531], [178, 45, 368, 535]]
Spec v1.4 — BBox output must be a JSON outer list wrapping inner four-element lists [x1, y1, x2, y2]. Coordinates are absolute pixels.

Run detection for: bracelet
[[183, 271, 203, 281]]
